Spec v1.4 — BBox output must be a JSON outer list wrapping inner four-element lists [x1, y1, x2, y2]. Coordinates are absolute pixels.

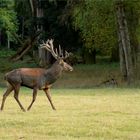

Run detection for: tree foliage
[[14, 0, 33, 37], [0, 0, 18, 41], [1, 0, 140, 70], [72, 0, 117, 56]]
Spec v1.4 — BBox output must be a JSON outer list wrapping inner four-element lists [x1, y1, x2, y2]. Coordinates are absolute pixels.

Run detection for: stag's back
[[5, 68, 46, 89]]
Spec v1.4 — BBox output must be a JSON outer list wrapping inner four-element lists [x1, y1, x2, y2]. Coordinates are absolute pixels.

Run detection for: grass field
[[0, 88, 140, 140], [0, 52, 140, 139]]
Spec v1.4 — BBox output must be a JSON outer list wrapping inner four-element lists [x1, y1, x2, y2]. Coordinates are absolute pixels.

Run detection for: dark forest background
[[1, 0, 140, 85]]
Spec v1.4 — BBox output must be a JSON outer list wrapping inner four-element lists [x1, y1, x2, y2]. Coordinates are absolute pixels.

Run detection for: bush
[[0, 49, 15, 57]]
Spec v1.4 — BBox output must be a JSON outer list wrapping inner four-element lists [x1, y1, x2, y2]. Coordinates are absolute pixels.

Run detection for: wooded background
[[0, 0, 140, 84]]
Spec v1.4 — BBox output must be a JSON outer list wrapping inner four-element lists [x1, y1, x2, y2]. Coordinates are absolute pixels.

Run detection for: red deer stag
[[0, 39, 73, 112]]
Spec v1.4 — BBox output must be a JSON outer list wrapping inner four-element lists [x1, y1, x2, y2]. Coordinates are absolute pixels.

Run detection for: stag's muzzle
[[64, 62, 73, 71], [69, 66, 73, 71]]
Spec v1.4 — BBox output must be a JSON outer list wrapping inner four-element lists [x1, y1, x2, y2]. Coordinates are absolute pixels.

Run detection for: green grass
[[0, 88, 140, 140], [0, 49, 15, 58], [54, 63, 121, 88]]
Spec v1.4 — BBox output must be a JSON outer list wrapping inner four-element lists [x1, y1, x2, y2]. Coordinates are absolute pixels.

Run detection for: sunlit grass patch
[[0, 88, 140, 140]]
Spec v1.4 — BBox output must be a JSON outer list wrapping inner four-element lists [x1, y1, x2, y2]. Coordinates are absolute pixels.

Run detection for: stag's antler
[[65, 51, 70, 59], [41, 39, 58, 59], [40, 39, 70, 59]]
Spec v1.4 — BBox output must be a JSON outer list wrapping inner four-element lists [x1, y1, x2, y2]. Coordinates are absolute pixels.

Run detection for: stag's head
[[41, 39, 73, 72]]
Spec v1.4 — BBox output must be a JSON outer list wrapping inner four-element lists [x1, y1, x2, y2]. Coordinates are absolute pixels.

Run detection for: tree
[[10, 30, 41, 61], [14, 0, 34, 38], [115, 0, 140, 83], [39, 0, 82, 65], [71, 0, 117, 63], [10, 0, 42, 61], [116, 0, 134, 83], [0, 0, 18, 48]]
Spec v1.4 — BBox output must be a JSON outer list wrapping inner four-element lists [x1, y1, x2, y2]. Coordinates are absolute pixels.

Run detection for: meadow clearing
[[0, 88, 140, 140], [1, 0, 140, 139], [0, 56, 140, 140]]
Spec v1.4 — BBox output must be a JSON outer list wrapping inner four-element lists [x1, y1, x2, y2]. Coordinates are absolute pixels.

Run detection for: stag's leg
[[13, 84, 26, 112], [1, 85, 14, 111], [43, 88, 56, 110], [27, 88, 37, 111]]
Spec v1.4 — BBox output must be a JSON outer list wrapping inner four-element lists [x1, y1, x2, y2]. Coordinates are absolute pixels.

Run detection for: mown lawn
[[0, 88, 140, 140]]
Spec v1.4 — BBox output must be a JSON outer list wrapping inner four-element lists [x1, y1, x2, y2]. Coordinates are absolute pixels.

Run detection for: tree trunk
[[29, 0, 34, 16], [21, 17, 24, 39], [0, 29, 1, 46], [116, 0, 134, 84], [111, 47, 119, 62], [38, 47, 52, 67], [118, 31, 127, 80], [83, 49, 96, 64], [7, 33, 10, 49], [10, 31, 41, 61]]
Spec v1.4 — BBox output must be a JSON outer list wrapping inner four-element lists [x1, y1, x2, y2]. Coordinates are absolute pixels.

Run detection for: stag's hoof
[[21, 108, 26, 112], [27, 106, 32, 111], [53, 107, 56, 110]]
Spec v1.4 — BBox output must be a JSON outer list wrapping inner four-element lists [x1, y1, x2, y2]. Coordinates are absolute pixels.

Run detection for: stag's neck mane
[[46, 60, 63, 80]]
